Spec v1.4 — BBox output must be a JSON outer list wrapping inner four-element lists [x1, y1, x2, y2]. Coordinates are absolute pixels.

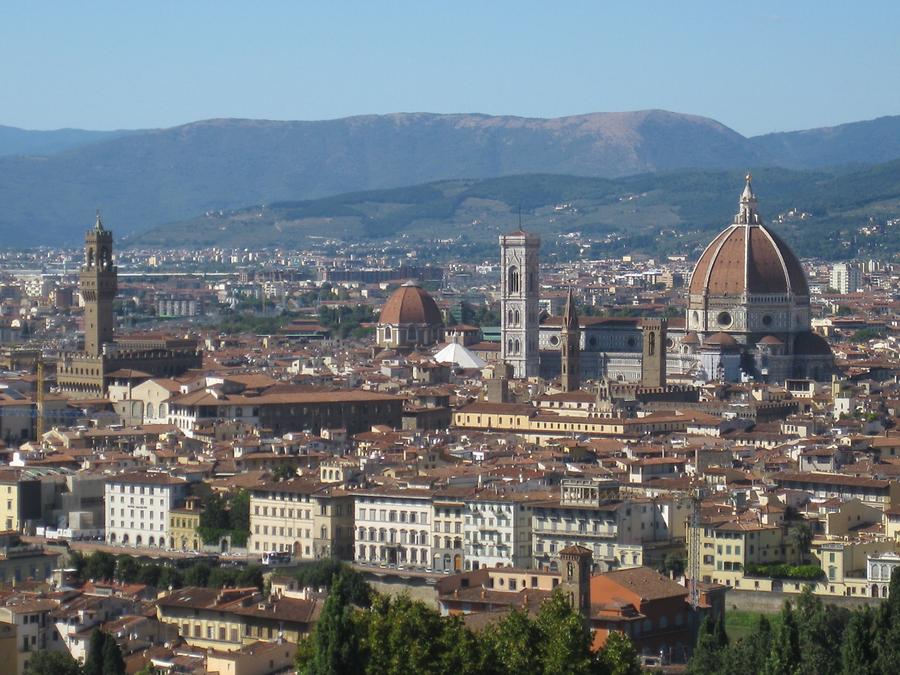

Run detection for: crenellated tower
[[80, 212, 117, 356]]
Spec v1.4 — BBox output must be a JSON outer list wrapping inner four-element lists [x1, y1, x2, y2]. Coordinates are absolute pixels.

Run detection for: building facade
[[104, 472, 189, 548]]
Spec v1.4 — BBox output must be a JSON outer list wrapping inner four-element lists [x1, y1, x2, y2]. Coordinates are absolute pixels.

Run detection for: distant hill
[[130, 161, 900, 261], [0, 125, 135, 157], [1, 110, 900, 245], [752, 115, 900, 168]]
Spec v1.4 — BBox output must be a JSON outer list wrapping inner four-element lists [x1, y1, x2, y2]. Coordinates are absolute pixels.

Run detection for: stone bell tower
[[640, 318, 667, 388], [559, 544, 593, 617], [500, 229, 540, 378], [80, 212, 117, 356]]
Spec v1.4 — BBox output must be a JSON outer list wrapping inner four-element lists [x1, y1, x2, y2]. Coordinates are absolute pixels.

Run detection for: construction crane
[[687, 485, 707, 609], [36, 359, 45, 442]]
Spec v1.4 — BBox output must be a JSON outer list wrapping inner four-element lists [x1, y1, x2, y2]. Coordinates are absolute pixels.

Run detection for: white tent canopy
[[433, 342, 487, 369]]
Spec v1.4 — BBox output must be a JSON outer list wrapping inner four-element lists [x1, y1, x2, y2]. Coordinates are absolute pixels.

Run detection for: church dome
[[703, 332, 739, 349], [379, 281, 443, 326], [689, 176, 809, 297]]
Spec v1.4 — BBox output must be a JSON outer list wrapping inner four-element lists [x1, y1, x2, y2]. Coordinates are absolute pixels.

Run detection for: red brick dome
[[379, 281, 443, 326], [689, 177, 809, 297]]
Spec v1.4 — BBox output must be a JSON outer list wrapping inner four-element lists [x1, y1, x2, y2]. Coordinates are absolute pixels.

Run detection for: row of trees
[[297, 575, 641, 675], [690, 568, 900, 675], [70, 550, 264, 591]]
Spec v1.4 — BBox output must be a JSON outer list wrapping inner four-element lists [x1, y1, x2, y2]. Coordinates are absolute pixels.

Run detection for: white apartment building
[[830, 263, 862, 294], [105, 472, 189, 548], [463, 492, 534, 570], [354, 487, 433, 568]]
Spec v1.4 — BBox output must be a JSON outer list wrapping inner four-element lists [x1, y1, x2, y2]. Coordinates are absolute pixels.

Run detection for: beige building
[[432, 488, 471, 573], [0, 471, 42, 532], [206, 640, 298, 675], [156, 587, 320, 652], [249, 479, 354, 560], [169, 496, 201, 551]]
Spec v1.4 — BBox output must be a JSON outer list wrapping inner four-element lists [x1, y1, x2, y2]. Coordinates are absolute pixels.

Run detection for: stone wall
[[726, 588, 881, 613]]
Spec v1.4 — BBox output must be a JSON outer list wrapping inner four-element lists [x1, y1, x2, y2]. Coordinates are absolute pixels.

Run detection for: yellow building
[[206, 640, 297, 675], [452, 402, 694, 444], [156, 586, 321, 652], [0, 471, 42, 532], [690, 518, 785, 588], [169, 496, 202, 551], [249, 478, 354, 560]]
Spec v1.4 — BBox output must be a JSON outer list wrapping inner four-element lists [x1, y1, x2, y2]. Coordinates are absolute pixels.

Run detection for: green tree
[[713, 616, 729, 649], [136, 563, 162, 587], [157, 565, 182, 590], [795, 588, 846, 675], [229, 489, 251, 534], [841, 607, 877, 675], [83, 629, 107, 675], [535, 590, 594, 675], [363, 593, 446, 675], [115, 555, 140, 583], [596, 630, 642, 675], [84, 551, 116, 581], [482, 608, 540, 675], [102, 633, 127, 675], [689, 616, 724, 675], [870, 567, 900, 672], [183, 562, 211, 587], [435, 615, 486, 675], [293, 560, 372, 608], [787, 523, 813, 564], [764, 602, 800, 675], [298, 574, 364, 675], [23, 650, 83, 675]]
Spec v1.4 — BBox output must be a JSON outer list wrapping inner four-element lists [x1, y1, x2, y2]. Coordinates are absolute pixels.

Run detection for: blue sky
[[3, 2, 898, 135]]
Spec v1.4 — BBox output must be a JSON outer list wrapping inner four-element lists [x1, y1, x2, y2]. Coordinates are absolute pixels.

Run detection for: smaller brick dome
[[379, 281, 443, 326]]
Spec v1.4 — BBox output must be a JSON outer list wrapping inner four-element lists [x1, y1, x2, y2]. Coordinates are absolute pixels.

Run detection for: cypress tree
[[841, 607, 877, 675], [764, 602, 800, 675], [102, 634, 127, 675], [301, 574, 363, 675]]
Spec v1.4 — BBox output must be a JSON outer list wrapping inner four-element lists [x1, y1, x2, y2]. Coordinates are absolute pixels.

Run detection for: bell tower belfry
[[80, 212, 117, 356], [560, 287, 580, 392], [500, 229, 540, 378], [559, 545, 592, 617]]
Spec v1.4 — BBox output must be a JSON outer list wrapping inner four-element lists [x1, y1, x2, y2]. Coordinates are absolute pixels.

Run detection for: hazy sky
[[4, 2, 899, 136]]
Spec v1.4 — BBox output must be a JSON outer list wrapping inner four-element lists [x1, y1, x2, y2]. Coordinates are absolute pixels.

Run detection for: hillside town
[[0, 178, 898, 674]]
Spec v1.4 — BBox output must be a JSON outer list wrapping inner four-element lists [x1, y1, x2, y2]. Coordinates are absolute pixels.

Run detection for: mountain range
[[131, 161, 900, 262], [2, 110, 900, 245]]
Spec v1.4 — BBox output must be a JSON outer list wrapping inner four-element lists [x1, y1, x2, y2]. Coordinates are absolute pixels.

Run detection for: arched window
[[507, 339, 514, 354], [87, 247, 94, 267], [507, 309, 514, 325], [514, 309, 520, 324], [648, 332, 655, 356], [514, 339, 521, 353], [508, 266, 519, 294], [384, 325, 392, 340], [146, 403, 155, 418]]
